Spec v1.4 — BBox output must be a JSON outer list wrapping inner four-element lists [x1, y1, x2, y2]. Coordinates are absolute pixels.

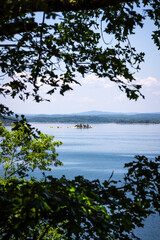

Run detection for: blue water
[[3, 123, 160, 239], [31, 123, 160, 181], [30, 123, 160, 240]]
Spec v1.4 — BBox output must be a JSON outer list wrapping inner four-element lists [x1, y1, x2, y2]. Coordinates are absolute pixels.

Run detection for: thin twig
[[100, 18, 113, 45], [0, 44, 17, 47], [34, 12, 46, 86]]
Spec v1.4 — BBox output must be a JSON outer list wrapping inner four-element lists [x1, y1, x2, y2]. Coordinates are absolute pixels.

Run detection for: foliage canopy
[[0, 1, 160, 239], [0, 0, 160, 117], [0, 121, 62, 179], [0, 155, 160, 239]]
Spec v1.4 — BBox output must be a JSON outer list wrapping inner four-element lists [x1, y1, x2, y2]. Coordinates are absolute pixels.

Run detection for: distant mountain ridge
[[25, 111, 160, 124], [25, 111, 160, 117]]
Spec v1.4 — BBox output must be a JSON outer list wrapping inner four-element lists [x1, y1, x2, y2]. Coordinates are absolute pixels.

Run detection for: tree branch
[[0, 0, 135, 15], [34, 12, 46, 86], [0, 44, 17, 47], [0, 22, 38, 36]]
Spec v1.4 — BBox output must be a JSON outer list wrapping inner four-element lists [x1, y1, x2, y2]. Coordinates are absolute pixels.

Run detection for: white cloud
[[117, 76, 160, 97], [81, 73, 115, 88], [116, 76, 130, 84], [81, 74, 99, 84], [138, 76, 160, 87], [115, 76, 160, 89]]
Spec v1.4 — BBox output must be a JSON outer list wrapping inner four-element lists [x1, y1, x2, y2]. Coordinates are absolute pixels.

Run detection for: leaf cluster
[[0, 1, 159, 116], [0, 155, 159, 239], [0, 121, 62, 179]]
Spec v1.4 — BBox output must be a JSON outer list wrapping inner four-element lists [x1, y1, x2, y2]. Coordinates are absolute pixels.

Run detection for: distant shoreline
[[26, 113, 160, 124], [2, 112, 160, 125], [29, 122, 160, 125]]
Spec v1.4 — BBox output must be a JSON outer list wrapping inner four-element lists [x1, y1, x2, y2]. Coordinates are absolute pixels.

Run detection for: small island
[[74, 124, 92, 129]]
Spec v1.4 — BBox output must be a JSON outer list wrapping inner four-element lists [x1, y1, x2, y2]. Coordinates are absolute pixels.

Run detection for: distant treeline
[[26, 114, 160, 124], [0, 117, 15, 125]]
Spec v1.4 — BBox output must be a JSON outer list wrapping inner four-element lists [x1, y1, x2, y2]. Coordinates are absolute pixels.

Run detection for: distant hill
[[26, 112, 160, 124], [68, 111, 117, 116]]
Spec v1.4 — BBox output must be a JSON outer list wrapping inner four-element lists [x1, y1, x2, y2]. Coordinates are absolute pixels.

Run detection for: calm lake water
[[31, 123, 160, 240], [4, 123, 160, 239], [31, 123, 160, 180]]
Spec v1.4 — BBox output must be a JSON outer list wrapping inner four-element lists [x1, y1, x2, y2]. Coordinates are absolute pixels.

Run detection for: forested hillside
[[27, 113, 160, 124]]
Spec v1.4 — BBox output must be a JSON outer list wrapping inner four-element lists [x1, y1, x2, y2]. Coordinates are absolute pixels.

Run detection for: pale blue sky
[[1, 15, 160, 114]]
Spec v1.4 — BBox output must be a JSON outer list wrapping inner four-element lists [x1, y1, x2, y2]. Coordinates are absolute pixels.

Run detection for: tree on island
[[74, 124, 92, 128], [0, 0, 160, 239]]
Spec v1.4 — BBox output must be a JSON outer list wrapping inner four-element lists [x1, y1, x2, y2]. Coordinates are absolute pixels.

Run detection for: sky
[[1, 13, 160, 115]]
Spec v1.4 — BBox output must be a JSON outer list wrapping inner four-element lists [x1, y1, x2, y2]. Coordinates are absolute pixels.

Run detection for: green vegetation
[[0, 0, 160, 119], [74, 124, 92, 128], [0, 133, 160, 239], [0, 0, 160, 239], [0, 122, 159, 240], [27, 113, 160, 124], [0, 121, 62, 180]]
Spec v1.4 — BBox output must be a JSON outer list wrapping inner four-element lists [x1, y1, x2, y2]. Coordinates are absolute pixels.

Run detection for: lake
[[30, 123, 160, 240], [3, 123, 160, 239], [31, 123, 160, 180]]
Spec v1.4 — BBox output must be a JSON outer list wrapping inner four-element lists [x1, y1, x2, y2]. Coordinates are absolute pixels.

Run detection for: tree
[[0, 1, 160, 239], [0, 0, 159, 117], [0, 0, 139, 13], [0, 121, 62, 179], [0, 155, 159, 239]]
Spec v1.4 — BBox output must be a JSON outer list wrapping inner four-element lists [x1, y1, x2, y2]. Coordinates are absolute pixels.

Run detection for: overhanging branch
[[0, 0, 135, 15], [0, 44, 17, 47]]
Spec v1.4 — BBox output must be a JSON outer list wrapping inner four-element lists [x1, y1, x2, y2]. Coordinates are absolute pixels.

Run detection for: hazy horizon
[[23, 111, 160, 116]]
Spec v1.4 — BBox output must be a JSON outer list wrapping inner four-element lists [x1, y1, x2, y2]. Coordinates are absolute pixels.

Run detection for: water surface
[[3, 123, 160, 239]]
